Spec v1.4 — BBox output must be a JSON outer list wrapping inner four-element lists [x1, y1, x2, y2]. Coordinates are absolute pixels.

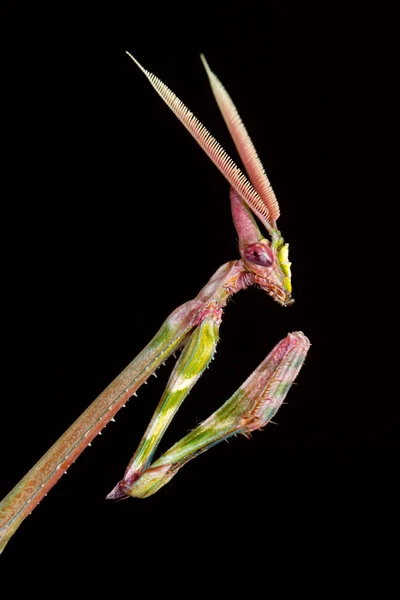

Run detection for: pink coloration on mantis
[[0, 53, 306, 553], [230, 188, 291, 305], [231, 191, 275, 268], [200, 55, 280, 225]]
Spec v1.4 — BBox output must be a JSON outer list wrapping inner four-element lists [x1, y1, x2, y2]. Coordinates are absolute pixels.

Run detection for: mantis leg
[[0, 298, 205, 553], [108, 314, 221, 499], [125, 332, 310, 499], [0, 261, 238, 553]]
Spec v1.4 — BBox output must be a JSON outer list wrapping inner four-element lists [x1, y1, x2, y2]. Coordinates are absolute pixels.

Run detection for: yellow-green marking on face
[[278, 243, 292, 293]]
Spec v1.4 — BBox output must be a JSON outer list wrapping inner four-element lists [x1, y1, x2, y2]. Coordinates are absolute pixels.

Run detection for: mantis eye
[[244, 242, 274, 267]]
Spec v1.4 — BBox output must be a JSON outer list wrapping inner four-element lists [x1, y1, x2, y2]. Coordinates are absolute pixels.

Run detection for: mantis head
[[230, 187, 293, 306]]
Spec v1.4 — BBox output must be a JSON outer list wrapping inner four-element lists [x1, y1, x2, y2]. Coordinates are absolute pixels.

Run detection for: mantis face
[[244, 238, 293, 306], [230, 187, 293, 306]]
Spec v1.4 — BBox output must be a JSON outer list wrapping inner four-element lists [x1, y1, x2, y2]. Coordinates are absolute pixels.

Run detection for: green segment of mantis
[[0, 54, 310, 553]]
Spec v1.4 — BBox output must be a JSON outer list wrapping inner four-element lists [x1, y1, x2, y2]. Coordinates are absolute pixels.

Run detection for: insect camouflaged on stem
[[0, 53, 309, 552]]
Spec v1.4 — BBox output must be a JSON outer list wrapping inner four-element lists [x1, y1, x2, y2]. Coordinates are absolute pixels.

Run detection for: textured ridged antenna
[[126, 52, 275, 235], [200, 55, 280, 224]]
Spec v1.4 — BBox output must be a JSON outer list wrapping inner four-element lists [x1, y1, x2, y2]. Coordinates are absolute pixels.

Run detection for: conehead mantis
[[0, 53, 310, 552]]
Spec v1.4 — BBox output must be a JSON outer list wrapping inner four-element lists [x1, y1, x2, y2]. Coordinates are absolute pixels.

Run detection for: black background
[[0, 2, 335, 595]]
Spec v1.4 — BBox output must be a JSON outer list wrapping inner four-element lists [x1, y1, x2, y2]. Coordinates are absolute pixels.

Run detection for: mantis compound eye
[[244, 242, 274, 267]]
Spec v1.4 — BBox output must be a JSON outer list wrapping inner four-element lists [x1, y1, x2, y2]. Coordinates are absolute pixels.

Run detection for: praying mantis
[[0, 53, 310, 553]]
